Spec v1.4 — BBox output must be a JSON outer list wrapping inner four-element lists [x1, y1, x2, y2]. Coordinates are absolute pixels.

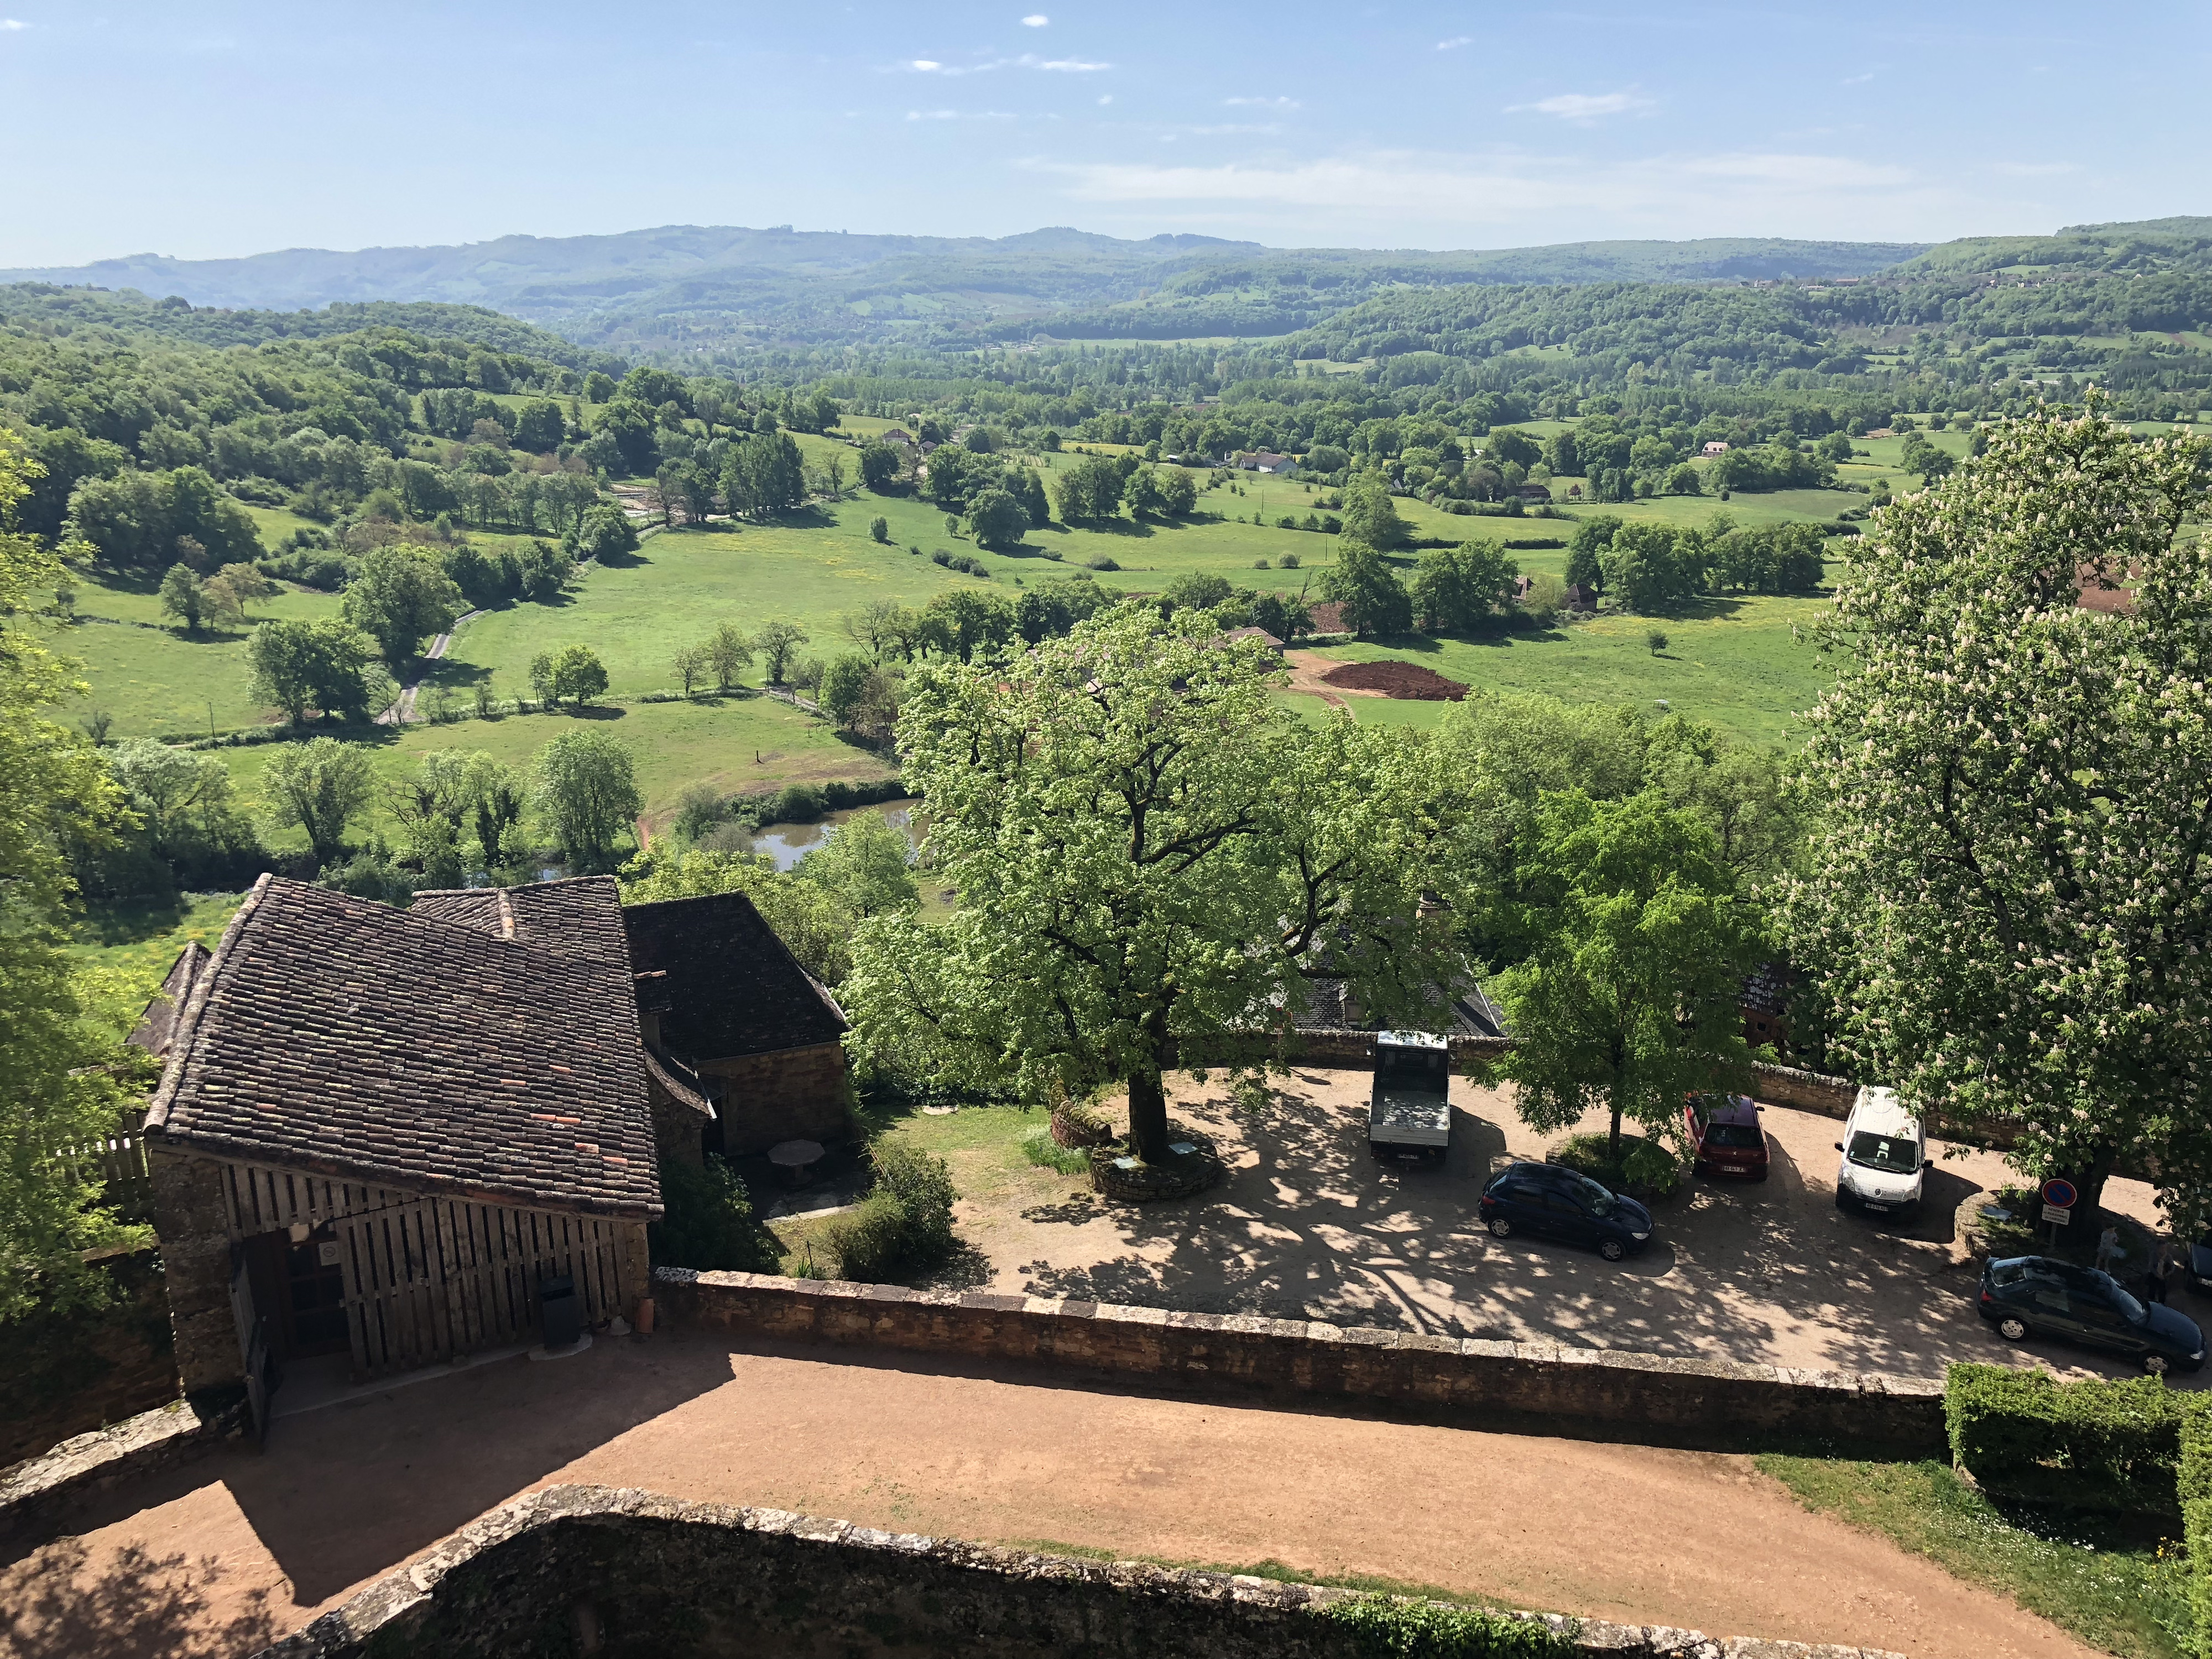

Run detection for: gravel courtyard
[[899, 1067, 2187, 1385]]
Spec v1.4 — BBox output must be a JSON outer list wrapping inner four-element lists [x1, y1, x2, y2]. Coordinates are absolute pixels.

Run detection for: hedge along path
[[6, 1333, 2101, 1659]]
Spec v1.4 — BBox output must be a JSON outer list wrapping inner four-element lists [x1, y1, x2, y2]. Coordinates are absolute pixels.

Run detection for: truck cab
[[1369, 1030, 1452, 1165]]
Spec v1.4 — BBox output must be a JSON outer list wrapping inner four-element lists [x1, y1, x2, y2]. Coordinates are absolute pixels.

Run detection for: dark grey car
[[1979, 1254, 2206, 1374]]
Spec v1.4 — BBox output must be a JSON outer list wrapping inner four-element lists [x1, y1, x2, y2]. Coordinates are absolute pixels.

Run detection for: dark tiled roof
[[145, 876, 661, 1218], [129, 941, 211, 1058], [622, 889, 848, 1061]]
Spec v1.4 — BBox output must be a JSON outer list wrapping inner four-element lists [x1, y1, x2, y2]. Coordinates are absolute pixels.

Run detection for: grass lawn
[[68, 890, 249, 1025], [209, 694, 890, 855], [1755, 1455, 2192, 1659], [65, 582, 346, 741], [1280, 590, 1839, 747]]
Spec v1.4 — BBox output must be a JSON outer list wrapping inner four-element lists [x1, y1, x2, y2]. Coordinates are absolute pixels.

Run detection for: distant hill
[[0, 285, 626, 372], [1891, 217, 2212, 278], [0, 225, 1927, 359]]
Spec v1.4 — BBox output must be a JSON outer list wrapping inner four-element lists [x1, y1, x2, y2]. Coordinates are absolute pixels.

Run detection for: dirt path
[[2, 1338, 2097, 1659], [1281, 648, 1376, 706], [373, 609, 482, 726]]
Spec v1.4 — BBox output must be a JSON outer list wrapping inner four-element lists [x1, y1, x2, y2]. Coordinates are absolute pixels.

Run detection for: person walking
[[2147, 1238, 2173, 1305], [2095, 1224, 2122, 1274]]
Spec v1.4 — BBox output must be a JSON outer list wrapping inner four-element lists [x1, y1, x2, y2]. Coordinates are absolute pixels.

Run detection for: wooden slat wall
[[215, 1159, 632, 1377], [55, 1122, 155, 1222]]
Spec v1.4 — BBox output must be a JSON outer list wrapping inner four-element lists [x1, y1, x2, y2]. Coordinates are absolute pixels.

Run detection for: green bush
[[1318, 1595, 1573, 1657], [1945, 1363, 2184, 1516], [2187, 1494, 2212, 1659], [819, 1190, 909, 1281], [651, 1155, 776, 1272], [2179, 1394, 2212, 1507], [1020, 1124, 1093, 1176], [873, 1137, 957, 1260], [1546, 1131, 1679, 1200]]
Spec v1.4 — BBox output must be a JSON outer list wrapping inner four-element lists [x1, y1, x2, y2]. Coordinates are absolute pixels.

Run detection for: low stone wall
[[262, 1484, 1903, 1659], [0, 1246, 181, 1467], [1747, 1062, 1859, 1119], [655, 1269, 1946, 1456], [0, 1389, 248, 1545]]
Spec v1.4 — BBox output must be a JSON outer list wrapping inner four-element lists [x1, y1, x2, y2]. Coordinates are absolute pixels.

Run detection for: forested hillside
[[0, 225, 1924, 358]]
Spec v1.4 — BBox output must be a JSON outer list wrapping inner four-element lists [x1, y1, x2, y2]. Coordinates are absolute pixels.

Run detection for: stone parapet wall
[[264, 1483, 1904, 1659], [0, 1246, 179, 1468], [655, 1269, 1945, 1455], [0, 1390, 247, 1545]]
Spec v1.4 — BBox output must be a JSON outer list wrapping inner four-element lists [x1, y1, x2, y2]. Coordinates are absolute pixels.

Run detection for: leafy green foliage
[[342, 544, 465, 665], [1321, 541, 1412, 638], [261, 735, 376, 865], [531, 728, 642, 870], [650, 1154, 776, 1272], [1784, 403, 2212, 1219], [1946, 1363, 2187, 1516], [1411, 538, 1517, 633], [1317, 1595, 1573, 1658]]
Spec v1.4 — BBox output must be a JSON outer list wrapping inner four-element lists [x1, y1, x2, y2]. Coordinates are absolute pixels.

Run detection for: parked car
[[1978, 1254, 2206, 1374], [1833, 1086, 1926, 1216], [1368, 1030, 1451, 1166], [1684, 1092, 1769, 1181], [1479, 1162, 1653, 1262], [2189, 1233, 2212, 1297]]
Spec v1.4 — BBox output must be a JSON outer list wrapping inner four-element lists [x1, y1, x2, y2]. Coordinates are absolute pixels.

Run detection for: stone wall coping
[[255, 1483, 1907, 1659], [0, 1391, 244, 1541], [654, 1267, 1944, 1404]]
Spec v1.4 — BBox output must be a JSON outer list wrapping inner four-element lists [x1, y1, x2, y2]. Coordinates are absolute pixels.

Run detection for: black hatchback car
[[1979, 1255, 2206, 1374], [1479, 1162, 1654, 1262]]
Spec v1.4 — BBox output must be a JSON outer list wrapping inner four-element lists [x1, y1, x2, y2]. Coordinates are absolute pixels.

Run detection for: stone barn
[[622, 889, 853, 1157], [143, 875, 663, 1406]]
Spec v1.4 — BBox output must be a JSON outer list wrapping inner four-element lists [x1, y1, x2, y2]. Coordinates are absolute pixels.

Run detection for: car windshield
[[1846, 1131, 1919, 1173], [1705, 1123, 1761, 1149], [1573, 1175, 1616, 1217], [1378, 1048, 1447, 1092], [2109, 1283, 2148, 1324]]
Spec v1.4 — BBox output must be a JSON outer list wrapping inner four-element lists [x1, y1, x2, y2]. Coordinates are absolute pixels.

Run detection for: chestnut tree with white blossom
[[1785, 398, 2212, 1223]]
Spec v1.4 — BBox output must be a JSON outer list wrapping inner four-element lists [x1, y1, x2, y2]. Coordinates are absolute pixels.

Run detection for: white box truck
[[1369, 1030, 1452, 1165]]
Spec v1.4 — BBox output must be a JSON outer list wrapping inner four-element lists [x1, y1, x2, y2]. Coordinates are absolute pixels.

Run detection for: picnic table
[[768, 1139, 826, 1188]]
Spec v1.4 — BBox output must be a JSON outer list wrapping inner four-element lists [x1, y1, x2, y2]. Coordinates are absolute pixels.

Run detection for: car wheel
[[1997, 1315, 2029, 1342], [1599, 1237, 1627, 1262], [2145, 1353, 2171, 1376], [1833, 1187, 1848, 1209], [1753, 1168, 1770, 1183], [1486, 1215, 1514, 1239]]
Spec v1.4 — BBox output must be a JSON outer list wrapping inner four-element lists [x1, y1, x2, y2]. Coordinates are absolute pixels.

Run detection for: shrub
[[818, 1190, 909, 1281], [651, 1155, 775, 1271], [1084, 555, 1119, 572], [872, 1137, 957, 1261], [1945, 1364, 2184, 1515], [1020, 1124, 1094, 1176], [1546, 1131, 1679, 1199], [868, 515, 890, 544], [1318, 1595, 1573, 1657], [772, 781, 828, 823], [1280, 551, 1300, 568]]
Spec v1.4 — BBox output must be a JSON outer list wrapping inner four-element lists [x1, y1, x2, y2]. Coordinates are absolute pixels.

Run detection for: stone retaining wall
[[655, 1269, 1946, 1455], [0, 1246, 181, 1468], [261, 1483, 1903, 1659], [0, 1389, 248, 1545]]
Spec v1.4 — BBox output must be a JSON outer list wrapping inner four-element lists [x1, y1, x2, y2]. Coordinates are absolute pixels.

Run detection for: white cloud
[[1034, 56, 1108, 71], [1022, 145, 1951, 241], [1022, 12, 1048, 23], [1509, 91, 1655, 119], [1436, 35, 1473, 50], [1097, 93, 1112, 105], [906, 108, 1018, 121], [1841, 72, 1875, 85], [1992, 161, 2082, 178], [1225, 95, 1299, 108], [910, 59, 942, 70], [1, 17, 29, 28], [904, 50, 1105, 75]]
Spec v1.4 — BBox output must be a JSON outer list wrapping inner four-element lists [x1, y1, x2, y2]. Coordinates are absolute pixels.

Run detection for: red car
[[1684, 1093, 1770, 1180]]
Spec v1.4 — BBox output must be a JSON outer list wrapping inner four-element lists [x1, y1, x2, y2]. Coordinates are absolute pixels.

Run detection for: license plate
[[1863, 1202, 1890, 1213]]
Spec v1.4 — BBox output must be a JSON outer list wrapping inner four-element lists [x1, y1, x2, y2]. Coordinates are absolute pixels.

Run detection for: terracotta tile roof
[[129, 941, 211, 1058], [144, 875, 661, 1218], [622, 889, 848, 1062]]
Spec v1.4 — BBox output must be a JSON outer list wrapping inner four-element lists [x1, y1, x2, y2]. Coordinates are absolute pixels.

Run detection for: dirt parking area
[[917, 1068, 2190, 1385]]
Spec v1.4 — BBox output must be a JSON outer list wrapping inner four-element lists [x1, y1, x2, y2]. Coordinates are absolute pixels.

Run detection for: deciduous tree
[[533, 729, 642, 870], [1785, 402, 2212, 1222], [262, 737, 375, 866]]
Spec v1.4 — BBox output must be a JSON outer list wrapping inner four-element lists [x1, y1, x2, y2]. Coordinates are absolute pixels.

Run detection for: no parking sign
[[2042, 1177, 2077, 1227]]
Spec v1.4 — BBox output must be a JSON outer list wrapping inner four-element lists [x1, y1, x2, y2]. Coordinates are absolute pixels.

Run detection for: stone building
[[142, 875, 664, 1400], [622, 889, 853, 1157]]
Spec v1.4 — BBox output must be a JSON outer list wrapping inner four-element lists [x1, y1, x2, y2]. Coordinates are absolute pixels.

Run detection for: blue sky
[[3, 1, 2207, 265]]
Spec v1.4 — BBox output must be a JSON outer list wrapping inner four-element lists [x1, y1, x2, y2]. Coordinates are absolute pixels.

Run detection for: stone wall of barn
[[698, 1042, 851, 1156]]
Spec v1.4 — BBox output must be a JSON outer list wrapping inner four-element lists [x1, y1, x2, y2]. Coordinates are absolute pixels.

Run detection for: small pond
[[745, 800, 922, 871]]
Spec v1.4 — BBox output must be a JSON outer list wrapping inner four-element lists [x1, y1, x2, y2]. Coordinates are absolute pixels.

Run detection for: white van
[[1834, 1086, 1926, 1216]]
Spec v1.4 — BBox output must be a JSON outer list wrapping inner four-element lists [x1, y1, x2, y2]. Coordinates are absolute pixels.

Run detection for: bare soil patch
[[1321, 660, 1468, 700]]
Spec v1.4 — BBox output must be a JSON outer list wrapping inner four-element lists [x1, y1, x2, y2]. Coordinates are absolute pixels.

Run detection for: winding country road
[[375, 610, 483, 726]]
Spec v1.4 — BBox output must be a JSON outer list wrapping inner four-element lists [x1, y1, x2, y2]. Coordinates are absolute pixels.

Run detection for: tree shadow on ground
[[0, 1540, 276, 1659], [74, 894, 195, 948], [1005, 1077, 2015, 1379]]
